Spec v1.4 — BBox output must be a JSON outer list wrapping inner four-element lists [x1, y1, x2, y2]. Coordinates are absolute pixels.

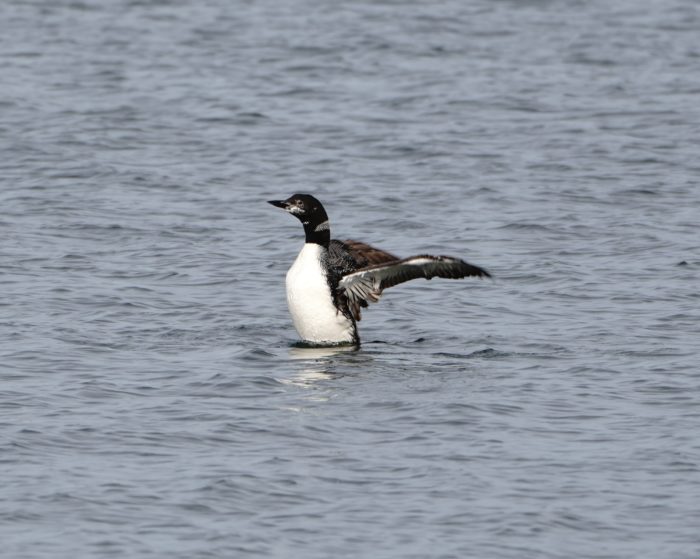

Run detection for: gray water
[[2, 0, 700, 557]]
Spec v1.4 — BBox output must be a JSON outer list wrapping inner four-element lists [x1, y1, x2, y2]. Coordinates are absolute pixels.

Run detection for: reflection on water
[[280, 345, 365, 388], [288, 345, 358, 360]]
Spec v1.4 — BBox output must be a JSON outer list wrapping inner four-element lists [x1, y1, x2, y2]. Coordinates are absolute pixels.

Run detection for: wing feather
[[327, 239, 395, 322], [338, 255, 491, 308], [342, 239, 399, 267]]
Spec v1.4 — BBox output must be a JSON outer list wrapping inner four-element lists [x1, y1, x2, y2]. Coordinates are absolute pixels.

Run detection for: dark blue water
[[2, 0, 700, 557]]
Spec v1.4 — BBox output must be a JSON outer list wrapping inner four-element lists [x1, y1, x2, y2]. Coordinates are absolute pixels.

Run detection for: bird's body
[[268, 194, 490, 346], [286, 242, 356, 344]]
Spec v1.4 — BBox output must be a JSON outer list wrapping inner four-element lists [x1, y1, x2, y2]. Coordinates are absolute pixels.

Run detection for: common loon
[[268, 194, 491, 346]]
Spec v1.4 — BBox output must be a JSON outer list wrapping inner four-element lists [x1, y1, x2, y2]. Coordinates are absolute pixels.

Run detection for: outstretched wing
[[338, 254, 491, 309]]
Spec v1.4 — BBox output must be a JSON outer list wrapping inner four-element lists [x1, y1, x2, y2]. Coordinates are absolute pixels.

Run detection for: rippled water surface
[[2, 0, 700, 557]]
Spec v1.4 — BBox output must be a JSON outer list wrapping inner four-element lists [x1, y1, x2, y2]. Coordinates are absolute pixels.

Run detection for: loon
[[268, 194, 491, 346]]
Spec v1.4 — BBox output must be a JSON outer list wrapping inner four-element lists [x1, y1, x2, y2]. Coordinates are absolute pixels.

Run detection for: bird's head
[[267, 194, 327, 225]]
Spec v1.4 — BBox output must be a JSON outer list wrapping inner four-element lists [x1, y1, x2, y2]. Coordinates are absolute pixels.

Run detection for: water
[[2, 0, 700, 557]]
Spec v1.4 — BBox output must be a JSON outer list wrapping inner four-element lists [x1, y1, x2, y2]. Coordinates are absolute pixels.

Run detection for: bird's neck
[[302, 218, 330, 247]]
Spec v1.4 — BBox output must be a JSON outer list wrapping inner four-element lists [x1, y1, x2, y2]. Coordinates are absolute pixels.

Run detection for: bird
[[268, 194, 491, 346]]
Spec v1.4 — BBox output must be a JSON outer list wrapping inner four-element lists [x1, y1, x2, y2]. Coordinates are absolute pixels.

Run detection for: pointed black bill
[[267, 200, 287, 209]]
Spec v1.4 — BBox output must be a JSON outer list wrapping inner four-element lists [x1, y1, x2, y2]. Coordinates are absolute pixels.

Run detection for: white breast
[[285, 243, 356, 345]]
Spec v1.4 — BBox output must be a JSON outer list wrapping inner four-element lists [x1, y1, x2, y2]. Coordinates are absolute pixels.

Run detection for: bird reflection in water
[[279, 344, 365, 389]]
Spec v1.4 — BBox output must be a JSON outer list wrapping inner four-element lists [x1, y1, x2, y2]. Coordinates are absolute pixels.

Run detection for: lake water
[[2, 0, 699, 557]]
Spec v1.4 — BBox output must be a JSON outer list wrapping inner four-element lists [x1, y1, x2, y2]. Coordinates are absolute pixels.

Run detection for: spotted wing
[[338, 255, 491, 308], [327, 240, 400, 321], [326, 240, 370, 322]]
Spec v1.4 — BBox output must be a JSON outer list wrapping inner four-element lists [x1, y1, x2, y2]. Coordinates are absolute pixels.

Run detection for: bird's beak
[[267, 200, 288, 209]]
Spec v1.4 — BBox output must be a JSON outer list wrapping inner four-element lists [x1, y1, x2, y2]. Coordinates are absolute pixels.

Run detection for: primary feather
[[338, 254, 491, 310]]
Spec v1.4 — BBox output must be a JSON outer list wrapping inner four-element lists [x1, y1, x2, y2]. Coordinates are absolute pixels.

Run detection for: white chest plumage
[[285, 243, 356, 344]]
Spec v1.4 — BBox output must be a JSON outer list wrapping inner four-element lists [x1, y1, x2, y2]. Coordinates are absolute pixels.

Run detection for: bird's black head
[[267, 194, 330, 246], [267, 194, 326, 222]]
